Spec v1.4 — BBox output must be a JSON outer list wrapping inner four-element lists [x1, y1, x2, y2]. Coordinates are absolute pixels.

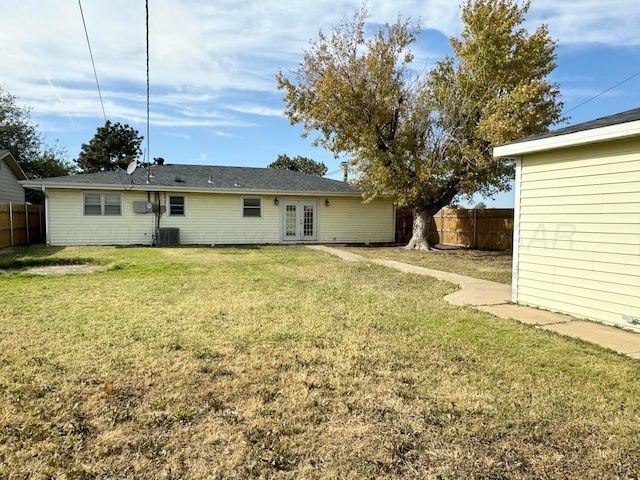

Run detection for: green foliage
[[0, 86, 75, 197], [76, 120, 143, 173], [268, 154, 327, 176], [426, 0, 565, 201], [277, 1, 564, 247]]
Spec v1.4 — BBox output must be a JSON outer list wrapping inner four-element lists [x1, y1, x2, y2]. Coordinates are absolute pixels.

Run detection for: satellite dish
[[126, 161, 138, 175]]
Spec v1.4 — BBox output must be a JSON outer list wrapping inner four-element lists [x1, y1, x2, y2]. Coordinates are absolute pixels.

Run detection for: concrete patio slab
[[444, 282, 511, 307], [478, 304, 575, 325], [544, 321, 640, 358]]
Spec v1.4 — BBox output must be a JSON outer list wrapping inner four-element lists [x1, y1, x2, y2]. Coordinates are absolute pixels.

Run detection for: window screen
[[169, 196, 185, 216], [242, 197, 262, 217], [83, 192, 121, 216]]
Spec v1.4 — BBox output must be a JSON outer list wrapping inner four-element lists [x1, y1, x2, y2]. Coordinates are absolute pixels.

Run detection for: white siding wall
[[160, 192, 280, 245], [47, 190, 395, 246], [48, 189, 156, 245], [318, 197, 394, 243], [0, 157, 25, 203], [516, 138, 640, 329]]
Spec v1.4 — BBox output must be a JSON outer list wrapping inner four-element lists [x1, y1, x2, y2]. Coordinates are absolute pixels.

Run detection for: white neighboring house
[[494, 107, 640, 331], [20, 164, 395, 247], [0, 150, 27, 203]]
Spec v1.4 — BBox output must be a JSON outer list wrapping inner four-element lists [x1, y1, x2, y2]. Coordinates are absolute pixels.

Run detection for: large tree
[[76, 120, 143, 173], [277, 0, 564, 249], [0, 86, 74, 180], [268, 154, 328, 176]]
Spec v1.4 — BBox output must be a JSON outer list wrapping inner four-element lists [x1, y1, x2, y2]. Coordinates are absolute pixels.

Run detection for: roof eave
[[493, 119, 640, 158], [19, 181, 363, 197], [1, 150, 28, 180]]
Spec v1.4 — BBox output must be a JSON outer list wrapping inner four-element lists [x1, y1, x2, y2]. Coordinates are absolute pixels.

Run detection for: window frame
[[82, 192, 122, 216], [242, 197, 262, 218], [103, 193, 122, 216], [168, 195, 186, 216]]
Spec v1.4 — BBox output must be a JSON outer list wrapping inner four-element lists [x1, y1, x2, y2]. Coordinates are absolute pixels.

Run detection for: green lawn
[[1, 245, 639, 479]]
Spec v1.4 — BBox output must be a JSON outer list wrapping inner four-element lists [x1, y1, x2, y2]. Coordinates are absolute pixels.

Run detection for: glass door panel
[[285, 204, 298, 239], [303, 205, 314, 238], [282, 200, 317, 242]]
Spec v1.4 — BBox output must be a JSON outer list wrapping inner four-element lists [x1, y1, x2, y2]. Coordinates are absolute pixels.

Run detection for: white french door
[[282, 200, 317, 242]]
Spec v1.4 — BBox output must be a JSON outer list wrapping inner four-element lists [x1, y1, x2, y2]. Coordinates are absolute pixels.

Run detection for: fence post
[[25, 205, 30, 245], [473, 208, 477, 249], [39, 206, 44, 243], [9, 202, 14, 246]]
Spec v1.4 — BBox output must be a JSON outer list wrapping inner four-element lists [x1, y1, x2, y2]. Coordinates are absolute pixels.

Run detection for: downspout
[[153, 191, 162, 246], [41, 184, 50, 246], [147, 191, 154, 246], [9, 202, 14, 246]]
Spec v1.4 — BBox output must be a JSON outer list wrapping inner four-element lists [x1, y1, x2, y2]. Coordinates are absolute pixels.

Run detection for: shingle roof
[[23, 164, 362, 195], [503, 107, 640, 146]]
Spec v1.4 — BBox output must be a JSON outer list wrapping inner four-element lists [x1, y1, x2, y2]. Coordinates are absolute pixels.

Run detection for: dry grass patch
[[341, 245, 513, 284], [1, 245, 639, 479]]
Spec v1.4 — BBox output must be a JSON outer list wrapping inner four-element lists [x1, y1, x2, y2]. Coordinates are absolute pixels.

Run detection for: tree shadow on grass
[[0, 245, 93, 269]]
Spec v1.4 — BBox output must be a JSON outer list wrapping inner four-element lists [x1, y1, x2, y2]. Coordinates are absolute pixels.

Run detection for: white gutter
[[493, 119, 640, 158], [19, 182, 365, 197]]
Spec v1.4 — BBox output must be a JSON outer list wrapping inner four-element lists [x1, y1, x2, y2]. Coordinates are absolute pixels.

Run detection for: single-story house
[[0, 150, 27, 203], [20, 164, 395, 247], [493, 107, 640, 331]]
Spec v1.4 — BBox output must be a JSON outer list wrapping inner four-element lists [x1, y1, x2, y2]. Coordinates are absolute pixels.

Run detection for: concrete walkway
[[308, 245, 640, 359]]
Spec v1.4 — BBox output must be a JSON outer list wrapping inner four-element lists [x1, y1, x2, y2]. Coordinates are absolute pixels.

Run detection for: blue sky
[[2, 0, 639, 207]]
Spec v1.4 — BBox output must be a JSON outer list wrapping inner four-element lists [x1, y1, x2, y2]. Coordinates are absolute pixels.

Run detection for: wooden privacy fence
[[0, 203, 45, 248], [396, 208, 514, 250]]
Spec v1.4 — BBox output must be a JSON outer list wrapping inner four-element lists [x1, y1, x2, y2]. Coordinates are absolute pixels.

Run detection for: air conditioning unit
[[157, 228, 180, 246], [133, 201, 154, 213]]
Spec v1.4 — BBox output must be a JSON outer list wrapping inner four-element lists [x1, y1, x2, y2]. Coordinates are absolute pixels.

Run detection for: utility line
[[564, 70, 640, 116], [78, 0, 107, 122], [146, 0, 151, 165]]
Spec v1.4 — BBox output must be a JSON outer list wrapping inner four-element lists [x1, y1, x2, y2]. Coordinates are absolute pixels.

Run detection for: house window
[[83, 192, 122, 216], [169, 195, 185, 216], [242, 197, 262, 217], [104, 194, 122, 215]]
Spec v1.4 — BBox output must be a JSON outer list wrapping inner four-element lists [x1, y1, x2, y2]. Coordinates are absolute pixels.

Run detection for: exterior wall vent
[[157, 227, 180, 246]]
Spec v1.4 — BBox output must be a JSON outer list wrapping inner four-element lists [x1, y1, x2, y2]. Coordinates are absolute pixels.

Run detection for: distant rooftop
[[22, 164, 362, 195]]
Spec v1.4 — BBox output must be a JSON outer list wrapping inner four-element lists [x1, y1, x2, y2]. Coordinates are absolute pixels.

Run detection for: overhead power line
[[78, 0, 107, 122], [564, 70, 640, 116]]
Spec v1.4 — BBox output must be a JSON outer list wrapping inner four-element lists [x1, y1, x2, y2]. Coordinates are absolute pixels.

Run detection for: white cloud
[[527, 0, 640, 46], [213, 131, 232, 137], [1, 0, 638, 133], [225, 104, 284, 117]]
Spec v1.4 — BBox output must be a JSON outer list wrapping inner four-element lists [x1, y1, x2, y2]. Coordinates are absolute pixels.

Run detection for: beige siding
[[47, 189, 395, 246], [159, 192, 280, 244], [516, 138, 640, 329], [318, 197, 395, 243], [0, 157, 25, 203], [48, 189, 156, 245]]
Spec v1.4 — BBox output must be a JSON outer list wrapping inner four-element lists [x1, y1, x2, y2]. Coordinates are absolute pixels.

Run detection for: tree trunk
[[404, 209, 433, 250]]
